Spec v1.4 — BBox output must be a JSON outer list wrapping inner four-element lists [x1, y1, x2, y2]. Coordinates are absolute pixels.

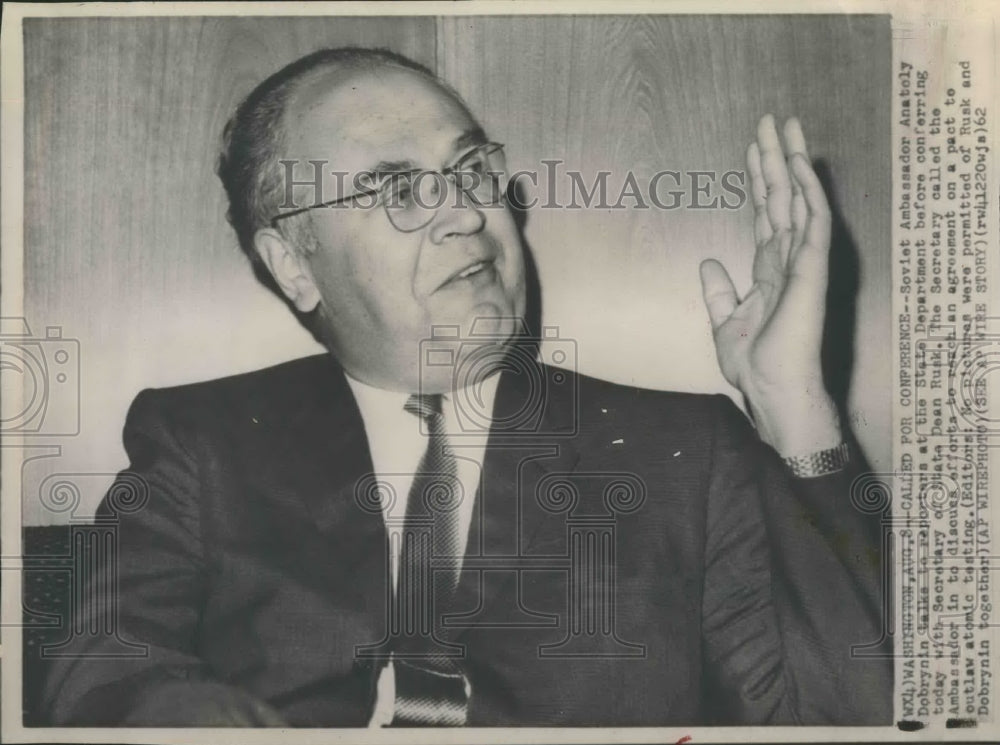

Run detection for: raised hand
[[699, 114, 840, 455]]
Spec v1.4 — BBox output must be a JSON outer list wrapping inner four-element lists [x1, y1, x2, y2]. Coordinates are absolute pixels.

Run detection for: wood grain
[[438, 14, 891, 470]]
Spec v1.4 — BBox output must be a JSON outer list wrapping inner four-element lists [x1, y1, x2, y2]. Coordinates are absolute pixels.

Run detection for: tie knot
[[404, 393, 443, 420]]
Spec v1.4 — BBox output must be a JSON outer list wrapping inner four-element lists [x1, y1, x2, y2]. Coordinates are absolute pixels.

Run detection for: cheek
[[491, 218, 526, 284], [314, 223, 422, 317], [307, 243, 358, 307]]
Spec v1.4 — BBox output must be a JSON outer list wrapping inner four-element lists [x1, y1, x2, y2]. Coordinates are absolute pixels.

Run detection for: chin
[[437, 286, 516, 333], [415, 303, 524, 394]]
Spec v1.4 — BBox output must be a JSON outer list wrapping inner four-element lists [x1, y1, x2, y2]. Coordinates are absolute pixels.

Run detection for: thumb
[[699, 259, 738, 331]]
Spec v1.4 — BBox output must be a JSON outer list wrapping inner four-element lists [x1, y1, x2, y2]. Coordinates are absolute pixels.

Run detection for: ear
[[253, 228, 322, 313]]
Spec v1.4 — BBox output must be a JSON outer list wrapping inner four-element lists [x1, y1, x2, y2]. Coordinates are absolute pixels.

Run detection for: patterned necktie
[[390, 393, 469, 726]]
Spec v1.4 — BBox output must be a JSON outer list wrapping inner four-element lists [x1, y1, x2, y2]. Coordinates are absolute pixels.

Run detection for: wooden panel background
[[440, 13, 891, 467], [21, 15, 890, 524]]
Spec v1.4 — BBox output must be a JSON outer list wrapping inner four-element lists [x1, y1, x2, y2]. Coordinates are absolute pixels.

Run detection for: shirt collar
[[343, 369, 502, 435]]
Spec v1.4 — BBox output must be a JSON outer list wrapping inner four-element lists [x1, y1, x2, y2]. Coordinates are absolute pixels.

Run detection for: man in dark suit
[[41, 47, 891, 727]]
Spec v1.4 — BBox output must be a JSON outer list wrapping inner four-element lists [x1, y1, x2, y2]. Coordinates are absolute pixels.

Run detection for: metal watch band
[[782, 441, 850, 478]]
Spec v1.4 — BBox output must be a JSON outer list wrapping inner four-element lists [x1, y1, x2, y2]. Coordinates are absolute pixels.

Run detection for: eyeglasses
[[269, 142, 507, 233]]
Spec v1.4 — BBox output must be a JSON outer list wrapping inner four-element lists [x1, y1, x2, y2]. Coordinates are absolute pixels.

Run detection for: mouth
[[438, 258, 496, 290]]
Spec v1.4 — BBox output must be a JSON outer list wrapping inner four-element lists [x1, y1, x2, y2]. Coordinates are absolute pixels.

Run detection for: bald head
[[217, 47, 471, 272]]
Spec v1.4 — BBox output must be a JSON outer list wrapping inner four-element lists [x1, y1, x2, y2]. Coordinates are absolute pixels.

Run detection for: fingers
[[765, 153, 831, 365], [699, 259, 739, 331], [783, 118, 809, 248], [789, 152, 831, 278], [782, 117, 810, 159], [788, 170, 807, 252], [746, 142, 772, 244], [756, 114, 793, 235], [750, 115, 830, 265]]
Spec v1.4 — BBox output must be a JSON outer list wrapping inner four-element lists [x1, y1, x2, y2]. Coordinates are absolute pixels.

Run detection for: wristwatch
[[782, 441, 850, 478]]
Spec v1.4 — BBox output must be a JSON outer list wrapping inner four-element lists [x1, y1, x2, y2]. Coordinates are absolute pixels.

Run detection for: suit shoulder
[[541, 365, 746, 449], [127, 354, 341, 425], [563, 366, 736, 420]]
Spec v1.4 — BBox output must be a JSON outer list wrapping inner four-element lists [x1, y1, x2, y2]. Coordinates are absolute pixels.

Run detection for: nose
[[428, 177, 486, 244]]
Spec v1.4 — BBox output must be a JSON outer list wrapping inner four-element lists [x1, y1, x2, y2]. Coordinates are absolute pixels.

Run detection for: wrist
[[744, 384, 842, 457]]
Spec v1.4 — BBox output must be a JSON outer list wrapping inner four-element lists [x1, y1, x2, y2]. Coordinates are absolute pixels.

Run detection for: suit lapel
[[249, 355, 388, 587], [447, 358, 581, 638], [255, 352, 578, 552], [249, 353, 582, 650]]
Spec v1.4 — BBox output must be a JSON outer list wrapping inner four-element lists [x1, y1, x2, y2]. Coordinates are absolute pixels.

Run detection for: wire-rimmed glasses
[[269, 142, 507, 233]]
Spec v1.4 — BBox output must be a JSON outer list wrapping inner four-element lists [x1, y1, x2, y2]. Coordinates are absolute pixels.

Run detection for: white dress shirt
[[343, 371, 500, 727]]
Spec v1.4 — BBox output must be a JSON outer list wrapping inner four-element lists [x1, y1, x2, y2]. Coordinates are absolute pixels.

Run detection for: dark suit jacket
[[41, 353, 892, 726]]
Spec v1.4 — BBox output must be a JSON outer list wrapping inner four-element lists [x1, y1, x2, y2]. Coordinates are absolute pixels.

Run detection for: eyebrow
[[453, 127, 487, 152], [363, 127, 488, 176]]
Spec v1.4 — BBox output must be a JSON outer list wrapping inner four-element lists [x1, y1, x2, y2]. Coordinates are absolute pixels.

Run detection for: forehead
[[284, 67, 481, 171]]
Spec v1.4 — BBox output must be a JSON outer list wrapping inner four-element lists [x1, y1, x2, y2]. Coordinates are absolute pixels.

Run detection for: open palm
[[700, 115, 832, 402]]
